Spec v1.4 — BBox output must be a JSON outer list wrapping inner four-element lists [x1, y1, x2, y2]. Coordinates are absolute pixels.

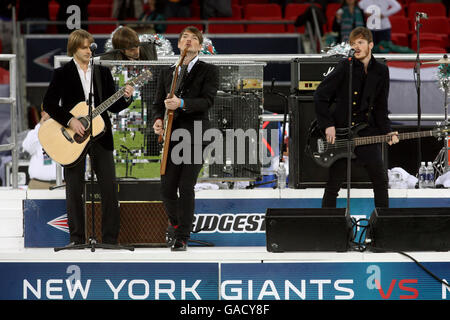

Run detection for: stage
[[0, 187, 450, 300]]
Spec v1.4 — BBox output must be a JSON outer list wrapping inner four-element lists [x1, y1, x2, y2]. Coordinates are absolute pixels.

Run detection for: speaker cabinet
[[86, 202, 167, 247], [265, 208, 352, 252], [288, 95, 380, 188], [367, 207, 450, 252]]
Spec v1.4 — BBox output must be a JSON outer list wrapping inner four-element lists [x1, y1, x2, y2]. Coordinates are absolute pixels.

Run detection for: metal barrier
[[0, 54, 18, 188]]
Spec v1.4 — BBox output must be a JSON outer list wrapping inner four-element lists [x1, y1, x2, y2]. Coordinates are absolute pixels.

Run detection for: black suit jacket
[[314, 55, 392, 163], [152, 59, 219, 144], [43, 59, 131, 151], [314, 55, 392, 135]]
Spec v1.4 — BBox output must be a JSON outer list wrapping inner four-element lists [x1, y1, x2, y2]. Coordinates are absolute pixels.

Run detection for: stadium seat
[[389, 16, 410, 46], [88, 4, 112, 17], [407, 2, 446, 19], [88, 17, 118, 34], [418, 16, 450, 47], [419, 46, 447, 53], [244, 3, 284, 33], [246, 16, 285, 33], [240, 0, 270, 5], [244, 3, 282, 18], [410, 33, 446, 51], [0, 67, 9, 84], [208, 5, 244, 34], [165, 18, 204, 34], [284, 3, 310, 32]]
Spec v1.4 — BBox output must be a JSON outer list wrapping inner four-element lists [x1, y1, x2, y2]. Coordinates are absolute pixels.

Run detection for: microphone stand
[[414, 12, 423, 172], [55, 47, 133, 252], [346, 51, 354, 216]]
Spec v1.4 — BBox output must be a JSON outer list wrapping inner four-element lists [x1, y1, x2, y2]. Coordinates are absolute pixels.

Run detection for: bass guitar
[[38, 69, 152, 167], [307, 121, 449, 168]]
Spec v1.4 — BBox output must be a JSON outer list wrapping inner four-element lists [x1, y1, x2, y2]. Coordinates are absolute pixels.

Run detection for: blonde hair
[[67, 29, 94, 57]]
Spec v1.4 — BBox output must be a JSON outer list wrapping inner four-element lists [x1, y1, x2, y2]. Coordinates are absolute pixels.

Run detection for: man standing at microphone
[[314, 27, 399, 209], [152, 26, 219, 251], [43, 29, 135, 248]]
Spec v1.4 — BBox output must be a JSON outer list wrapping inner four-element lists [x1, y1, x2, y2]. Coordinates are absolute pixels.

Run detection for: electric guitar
[[38, 69, 152, 167], [159, 47, 188, 175], [307, 121, 450, 168]]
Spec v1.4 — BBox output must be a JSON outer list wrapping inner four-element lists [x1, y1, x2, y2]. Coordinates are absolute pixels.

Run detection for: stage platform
[[0, 187, 449, 300]]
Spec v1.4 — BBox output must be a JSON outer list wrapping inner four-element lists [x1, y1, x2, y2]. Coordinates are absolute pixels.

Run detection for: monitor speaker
[[367, 207, 450, 252], [265, 208, 352, 252]]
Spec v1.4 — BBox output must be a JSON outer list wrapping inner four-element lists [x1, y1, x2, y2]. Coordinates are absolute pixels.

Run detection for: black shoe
[[166, 226, 176, 247], [171, 238, 187, 251]]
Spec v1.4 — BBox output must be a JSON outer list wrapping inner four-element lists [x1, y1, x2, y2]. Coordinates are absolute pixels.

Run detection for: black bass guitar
[[307, 122, 449, 168]]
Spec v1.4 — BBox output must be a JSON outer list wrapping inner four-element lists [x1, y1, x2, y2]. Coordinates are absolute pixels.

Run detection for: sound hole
[[73, 117, 90, 144]]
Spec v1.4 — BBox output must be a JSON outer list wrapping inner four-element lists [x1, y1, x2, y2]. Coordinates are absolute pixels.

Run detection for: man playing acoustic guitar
[[43, 29, 134, 248], [314, 27, 399, 208]]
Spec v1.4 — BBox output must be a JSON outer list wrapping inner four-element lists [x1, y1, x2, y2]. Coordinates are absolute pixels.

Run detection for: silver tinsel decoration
[[438, 63, 450, 94], [103, 26, 217, 56], [323, 42, 352, 56]]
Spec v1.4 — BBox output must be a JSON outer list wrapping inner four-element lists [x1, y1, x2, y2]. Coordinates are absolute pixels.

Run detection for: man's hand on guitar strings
[[387, 131, 399, 145], [325, 126, 336, 144], [69, 118, 85, 137]]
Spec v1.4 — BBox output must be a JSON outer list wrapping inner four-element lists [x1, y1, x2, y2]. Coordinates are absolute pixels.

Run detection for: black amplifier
[[290, 56, 344, 94]]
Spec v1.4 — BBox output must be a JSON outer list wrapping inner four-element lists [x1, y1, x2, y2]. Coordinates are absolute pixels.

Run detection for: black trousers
[[322, 156, 389, 208], [64, 142, 119, 244], [160, 142, 203, 241]]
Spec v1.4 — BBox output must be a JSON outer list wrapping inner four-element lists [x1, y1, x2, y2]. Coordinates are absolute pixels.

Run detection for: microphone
[[416, 11, 428, 19], [89, 42, 98, 52], [348, 48, 356, 57]]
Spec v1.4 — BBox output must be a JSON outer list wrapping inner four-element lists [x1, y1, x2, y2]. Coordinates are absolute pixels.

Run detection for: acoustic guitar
[[38, 69, 152, 167]]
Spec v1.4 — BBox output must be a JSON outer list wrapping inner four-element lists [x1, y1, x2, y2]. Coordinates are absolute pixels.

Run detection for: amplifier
[[85, 179, 161, 201], [290, 56, 343, 94]]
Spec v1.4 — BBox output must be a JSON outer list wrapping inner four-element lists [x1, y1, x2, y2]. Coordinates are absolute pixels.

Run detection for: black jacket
[[152, 59, 219, 143], [314, 54, 392, 136], [43, 59, 131, 151]]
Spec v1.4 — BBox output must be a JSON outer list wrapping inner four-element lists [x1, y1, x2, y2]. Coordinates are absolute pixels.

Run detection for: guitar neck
[[91, 86, 126, 119], [354, 130, 434, 146]]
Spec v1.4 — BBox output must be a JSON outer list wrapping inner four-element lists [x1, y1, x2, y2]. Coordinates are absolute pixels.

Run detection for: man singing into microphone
[[314, 26, 399, 209], [152, 26, 219, 251], [43, 29, 134, 248]]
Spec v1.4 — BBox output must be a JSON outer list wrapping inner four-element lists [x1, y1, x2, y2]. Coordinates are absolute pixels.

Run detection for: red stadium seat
[[88, 4, 112, 17], [419, 46, 447, 53], [244, 3, 282, 18], [88, 17, 118, 34], [165, 18, 203, 34], [407, 2, 446, 19], [240, 0, 269, 5], [246, 16, 285, 33], [284, 3, 310, 32], [208, 5, 244, 34], [410, 33, 446, 51], [389, 16, 410, 46]]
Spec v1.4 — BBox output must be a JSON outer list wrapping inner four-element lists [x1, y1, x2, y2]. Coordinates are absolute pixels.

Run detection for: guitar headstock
[[129, 69, 153, 87], [433, 126, 450, 138]]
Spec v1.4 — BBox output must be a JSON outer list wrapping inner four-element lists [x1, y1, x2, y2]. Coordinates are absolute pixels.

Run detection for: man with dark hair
[[314, 26, 399, 208], [152, 26, 219, 251], [100, 26, 157, 61], [43, 29, 134, 247]]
